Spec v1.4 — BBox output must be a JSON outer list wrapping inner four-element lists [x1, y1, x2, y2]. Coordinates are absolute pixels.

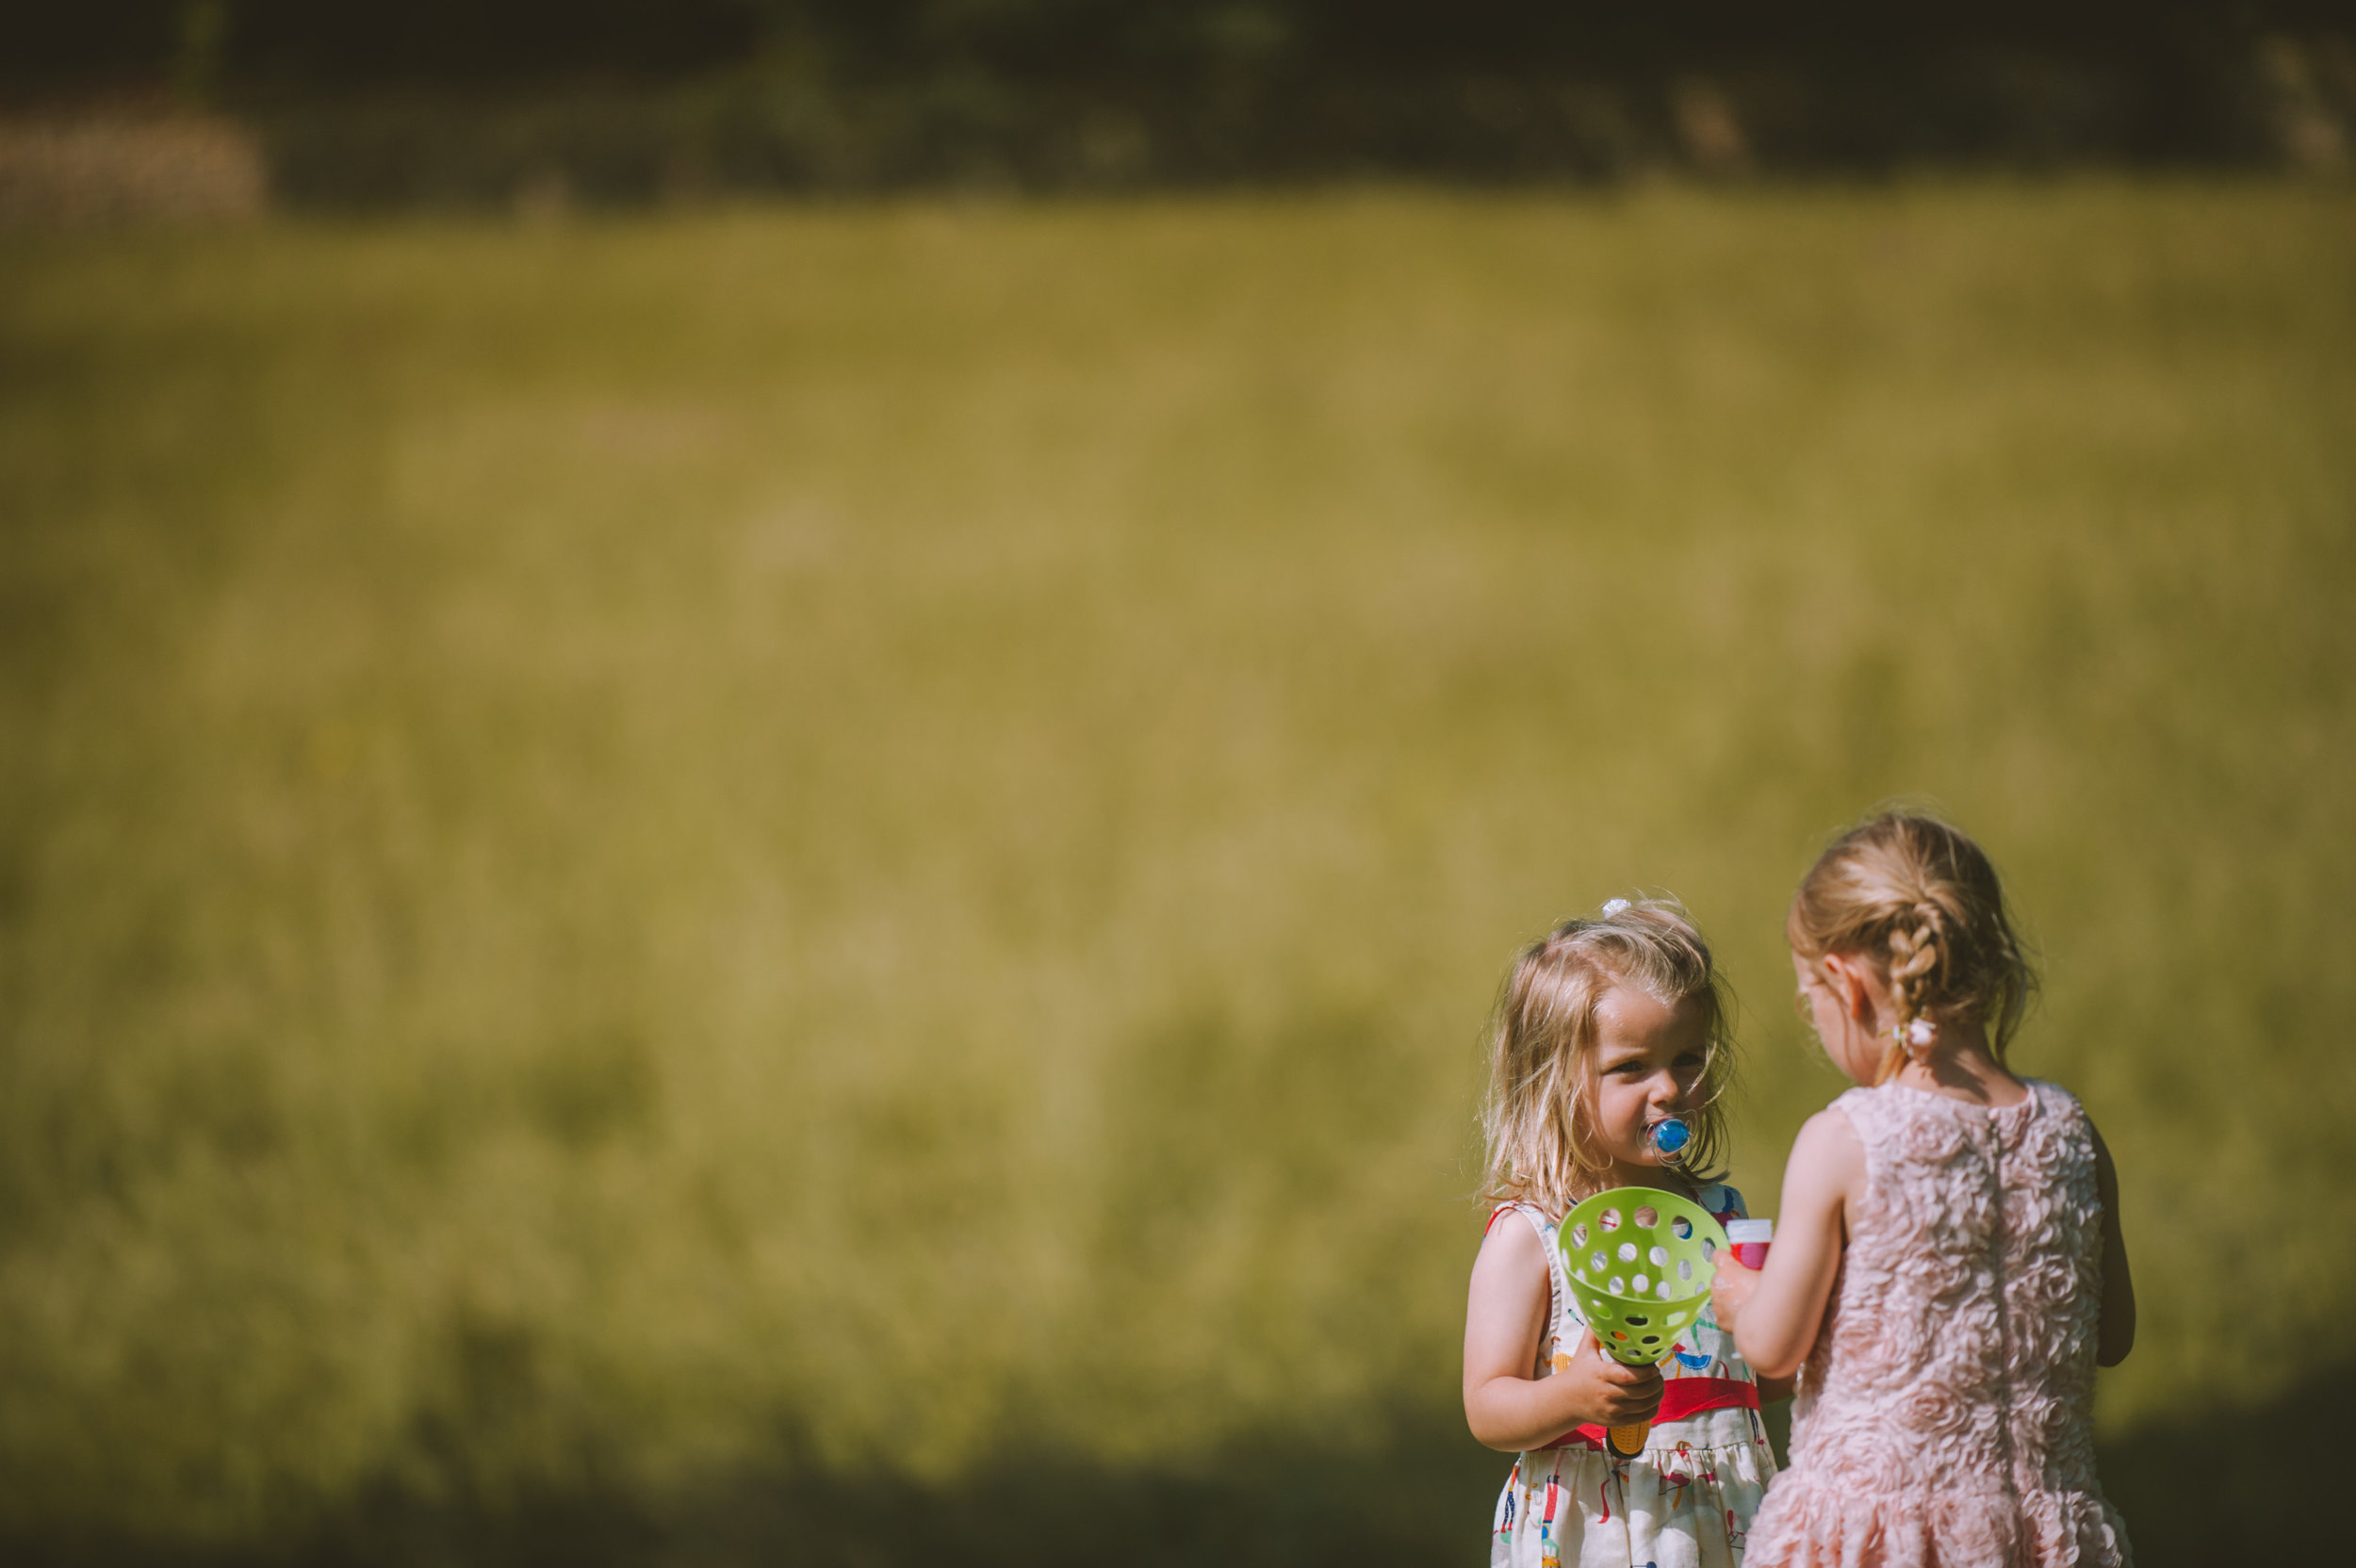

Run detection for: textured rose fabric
[[1743, 1081, 2131, 1568]]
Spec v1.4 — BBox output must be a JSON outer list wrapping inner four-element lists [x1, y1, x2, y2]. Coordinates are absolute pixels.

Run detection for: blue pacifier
[[1648, 1116, 1693, 1164]]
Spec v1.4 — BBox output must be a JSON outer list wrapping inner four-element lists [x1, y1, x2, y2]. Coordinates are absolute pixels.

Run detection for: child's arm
[[1464, 1216, 1666, 1452], [2090, 1118, 2135, 1367], [1706, 1185, 1793, 1402], [1707, 1107, 1864, 1381]]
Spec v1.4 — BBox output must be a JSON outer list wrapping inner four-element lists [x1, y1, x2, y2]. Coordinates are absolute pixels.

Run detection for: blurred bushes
[[6, 4, 2356, 209], [255, 33, 2356, 209], [0, 116, 265, 227]]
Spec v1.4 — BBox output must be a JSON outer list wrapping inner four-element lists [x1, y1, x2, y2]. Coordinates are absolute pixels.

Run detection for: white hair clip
[[1601, 898, 1632, 917], [1898, 1018, 1936, 1048]]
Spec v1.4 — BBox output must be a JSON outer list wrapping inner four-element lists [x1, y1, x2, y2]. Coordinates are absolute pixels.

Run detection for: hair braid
[[1886, 901, 1948, 1024], [1787, 810, 2040, 1068]]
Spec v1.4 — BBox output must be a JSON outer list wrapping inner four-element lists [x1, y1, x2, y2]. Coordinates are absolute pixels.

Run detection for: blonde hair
[[1787, 810, 2039, 1085], [1480, 897, 1735, 1218]]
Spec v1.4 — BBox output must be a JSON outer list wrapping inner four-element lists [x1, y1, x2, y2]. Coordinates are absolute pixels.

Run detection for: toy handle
[[1603, 1348, 1669, 1459]]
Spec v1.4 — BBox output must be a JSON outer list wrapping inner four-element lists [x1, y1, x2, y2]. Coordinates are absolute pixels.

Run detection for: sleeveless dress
[[1742, 1081, 2132, 1568], [1491, 1184, 1778, 1568]]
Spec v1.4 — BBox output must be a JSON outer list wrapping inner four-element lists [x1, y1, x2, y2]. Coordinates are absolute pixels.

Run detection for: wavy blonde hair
[[1480, 897, 1736, 1218], [1788, 810, 2039, 1085]]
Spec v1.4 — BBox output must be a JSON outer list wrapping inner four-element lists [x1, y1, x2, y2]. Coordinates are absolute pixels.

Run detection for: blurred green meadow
[[1, 181, 2352, 1563]]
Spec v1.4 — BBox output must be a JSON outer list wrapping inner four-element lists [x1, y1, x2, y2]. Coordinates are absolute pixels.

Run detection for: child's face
[[1587, 983, 1711, 1181]]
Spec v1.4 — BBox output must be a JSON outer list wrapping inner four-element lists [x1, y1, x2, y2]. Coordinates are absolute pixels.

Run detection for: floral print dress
[[1490, 1184, 1778, 1568]]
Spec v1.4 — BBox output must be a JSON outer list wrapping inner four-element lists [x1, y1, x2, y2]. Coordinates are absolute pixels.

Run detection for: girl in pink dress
[[1711, 813, 2136, 1566]]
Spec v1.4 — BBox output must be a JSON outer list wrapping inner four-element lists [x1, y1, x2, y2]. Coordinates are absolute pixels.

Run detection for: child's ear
[[1846, 968, 1875, 1024], [1824, 953, 1875, 1023]]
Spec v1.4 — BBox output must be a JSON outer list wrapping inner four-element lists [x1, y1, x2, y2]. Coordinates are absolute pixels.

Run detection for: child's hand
[[1710, 1250, 1759, 1331], [1558, 1329, 1666, 1428]]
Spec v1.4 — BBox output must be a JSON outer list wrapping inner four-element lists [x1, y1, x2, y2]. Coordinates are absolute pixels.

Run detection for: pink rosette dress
[[1742, 1080, 2131, 1568]]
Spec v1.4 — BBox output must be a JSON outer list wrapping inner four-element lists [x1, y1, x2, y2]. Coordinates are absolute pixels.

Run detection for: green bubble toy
[[1557, 1184, 1729, 1461]]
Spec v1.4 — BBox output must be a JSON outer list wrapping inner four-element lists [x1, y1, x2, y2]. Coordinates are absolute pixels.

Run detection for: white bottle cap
[[1725, 1218, 1774, 1243]]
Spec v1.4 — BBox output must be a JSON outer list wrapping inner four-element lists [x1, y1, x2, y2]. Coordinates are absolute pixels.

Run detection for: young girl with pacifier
[[1465, 898, 1789, 1568], [1710, 813, 2136, 1567]]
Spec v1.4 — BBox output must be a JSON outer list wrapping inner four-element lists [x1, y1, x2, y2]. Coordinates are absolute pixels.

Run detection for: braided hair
[[1788, 812, 2038, 1085]]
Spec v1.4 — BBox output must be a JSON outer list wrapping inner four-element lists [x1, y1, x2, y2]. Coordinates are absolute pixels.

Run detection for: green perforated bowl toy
[[1557, 1184, 1729, 1460]]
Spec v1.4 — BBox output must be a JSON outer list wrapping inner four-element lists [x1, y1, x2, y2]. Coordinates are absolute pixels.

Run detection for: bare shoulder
[[1472, 1209, 1548, 1281], [1783, 1106, 1867, 1203], [1465, 1210, 1552, 1347], [1792, 1105, 1864, 1163]]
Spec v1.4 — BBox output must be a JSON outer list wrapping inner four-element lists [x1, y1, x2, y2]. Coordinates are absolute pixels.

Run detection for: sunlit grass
[[1, 180, 2351, 1549]]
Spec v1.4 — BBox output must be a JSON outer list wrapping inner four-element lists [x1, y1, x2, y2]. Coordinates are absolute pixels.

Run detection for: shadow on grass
[[2095, 1359, 2356, 1568], [7, 1373, 2343, 1566], [2, 1406, 1504, 1568]]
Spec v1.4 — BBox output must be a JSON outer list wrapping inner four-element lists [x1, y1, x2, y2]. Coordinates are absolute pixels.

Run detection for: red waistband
[[1546, 1377, 1759, 1451]]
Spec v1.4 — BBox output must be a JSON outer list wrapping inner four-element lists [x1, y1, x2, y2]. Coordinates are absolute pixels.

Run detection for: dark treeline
[[9, 4, 2355, 206], [12, 3, 2349, 90]]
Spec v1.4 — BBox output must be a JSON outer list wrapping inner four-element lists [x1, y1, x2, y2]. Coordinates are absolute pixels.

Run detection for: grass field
[[2, 181, 2352, 1564]]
